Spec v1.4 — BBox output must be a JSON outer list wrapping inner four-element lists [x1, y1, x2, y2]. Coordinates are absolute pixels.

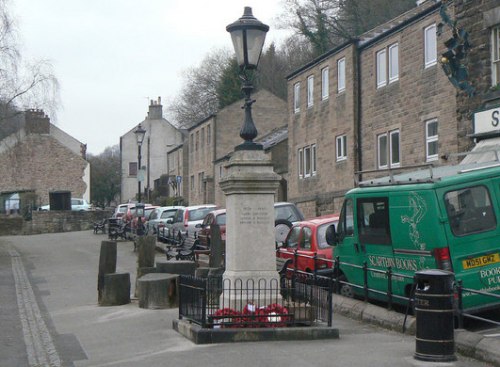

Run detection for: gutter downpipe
[[355, 40, 363, 185]]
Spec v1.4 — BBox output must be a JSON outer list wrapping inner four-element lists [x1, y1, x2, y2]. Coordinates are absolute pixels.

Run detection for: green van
[[331, 162, 500, 312]]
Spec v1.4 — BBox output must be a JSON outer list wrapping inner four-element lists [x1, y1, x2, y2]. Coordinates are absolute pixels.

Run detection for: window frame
[[425, 119, 439, 162], [298, 144, 317, 179], [298, 148, 304, 179], [338, 58, 346, 93], [377, 130, 400, 169], [377, 134, 388, 169], [321, 67, 329, 100], [294, 82, 301, 113], [424, 24, 437, 68], [492, 26, 500, 86], [336, 135, 347, 161], [129, 162, 138, 176], [307, 75, 314, 108], [389, 129, 400, 167], [311, 144, 317, 176], [304, 145, 311, 177], [376, 49, 387, 88], [388, 43, 399, 83]]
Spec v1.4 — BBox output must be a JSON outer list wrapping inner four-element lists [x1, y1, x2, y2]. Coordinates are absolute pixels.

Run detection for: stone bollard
[[97, 241, 117, 303], [137, 273, 179, 309], [137, 235, 156, 268], [134, 266, 157, 298], [100, 272, 131, 306], [156, 259, 196, 275]]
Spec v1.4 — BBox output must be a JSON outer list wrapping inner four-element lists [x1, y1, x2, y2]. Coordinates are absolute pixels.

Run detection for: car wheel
[[339, 276, 354, 298], [275, 219, 292, 244]]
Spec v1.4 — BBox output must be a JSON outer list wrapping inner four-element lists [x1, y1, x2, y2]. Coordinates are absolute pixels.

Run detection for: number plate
[[462, 253, 500, 270]]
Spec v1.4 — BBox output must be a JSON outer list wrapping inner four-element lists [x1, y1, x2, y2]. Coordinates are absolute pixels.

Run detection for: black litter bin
[[414, 269, 456, 362]]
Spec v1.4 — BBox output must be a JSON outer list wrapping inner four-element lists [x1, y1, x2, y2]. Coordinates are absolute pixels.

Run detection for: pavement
[[0, 230, 499, 367]]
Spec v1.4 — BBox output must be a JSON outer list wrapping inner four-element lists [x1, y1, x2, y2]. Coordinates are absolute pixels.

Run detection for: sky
[[13, 0, 290, 155]]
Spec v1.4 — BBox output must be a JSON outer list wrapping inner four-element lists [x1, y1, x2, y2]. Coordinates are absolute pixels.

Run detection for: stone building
[[286, 0, 499, 218], [0, 109, 89, 211], [120, 97, 183, 203], [185, 89, 287, 206]]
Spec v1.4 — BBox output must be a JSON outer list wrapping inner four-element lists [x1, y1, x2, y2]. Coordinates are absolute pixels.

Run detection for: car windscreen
[[216, 214, 226, 225], [317, 222, 337, 249], [161, 209, 177, 219], [189, 208, 215, 221], [275, 205, 303, 222]]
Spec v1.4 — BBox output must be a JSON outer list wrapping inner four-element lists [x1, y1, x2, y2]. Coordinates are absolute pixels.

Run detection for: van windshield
[[444, 185, 496, 236]]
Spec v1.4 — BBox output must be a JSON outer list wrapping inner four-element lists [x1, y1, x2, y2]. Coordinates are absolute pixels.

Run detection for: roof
[[286, 0, 441, 80], [256, 125, 288, 150], [296, 214, 339, 226], [356, 162, 500, 190]]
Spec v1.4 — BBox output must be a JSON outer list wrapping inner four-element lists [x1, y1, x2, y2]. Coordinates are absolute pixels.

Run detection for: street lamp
[[134, 123, 146, 202], [226, 7, 269, 150]]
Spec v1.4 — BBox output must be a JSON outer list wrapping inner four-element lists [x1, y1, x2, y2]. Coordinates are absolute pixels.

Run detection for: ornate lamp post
[[226, 7, 269, 150], [134, 124, 146, 202]]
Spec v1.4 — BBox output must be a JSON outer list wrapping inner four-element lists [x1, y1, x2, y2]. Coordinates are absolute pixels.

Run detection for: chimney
[[148, 96, 162, 119], [25, 109, 50, 134]]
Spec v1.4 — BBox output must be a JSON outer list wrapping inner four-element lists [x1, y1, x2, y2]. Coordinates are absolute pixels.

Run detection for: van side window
[[444, 185, 496, 236], [300, 227, 313, 249], [357, 198, 391, 245], [338, 199, 354, 238]]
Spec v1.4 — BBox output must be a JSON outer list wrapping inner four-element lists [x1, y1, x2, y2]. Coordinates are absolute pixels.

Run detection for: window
[[298, 148, 304, 178], [424, 24, 437, 68], [337, 199, 354, 238], [207, 125, 211, 145], [357, 198, 391, 245], [378, 130, 400, 168], [190, 175, 194, 191], [336, 135, 347, 161], [388, 44, 399, 83], [376, 49, 387, 88], [195, 131, 199, 152], [321, 67, 329, 100], [129, 162, 137, 176], [425, 119, 438, 162], [492, 26, 500, 86], [445, 186, 496, 236], [304, 146, 311, 177], [307, 75, 314, 107], [198, 172, 204, 192], [298, 144, 317, 179], [201, 128, 205, 150], [377, 44, 399, 88], [338, 58, 346, 92], [294, 82, 301, 113]]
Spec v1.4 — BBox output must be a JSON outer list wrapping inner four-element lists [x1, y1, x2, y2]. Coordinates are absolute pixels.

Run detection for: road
[[0, 231, 495, 367]]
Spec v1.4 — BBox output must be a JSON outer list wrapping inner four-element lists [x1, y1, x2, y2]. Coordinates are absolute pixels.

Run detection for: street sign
[[137, 169, 145, 182]]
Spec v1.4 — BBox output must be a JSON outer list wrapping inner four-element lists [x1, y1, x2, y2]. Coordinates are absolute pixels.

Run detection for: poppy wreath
[[211, 308, 242, 328], [241, 303, 267, 328], [262, 303, 289, 328]]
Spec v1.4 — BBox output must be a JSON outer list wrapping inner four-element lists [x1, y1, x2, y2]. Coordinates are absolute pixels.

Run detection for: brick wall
[[0, 134, 88, 205]]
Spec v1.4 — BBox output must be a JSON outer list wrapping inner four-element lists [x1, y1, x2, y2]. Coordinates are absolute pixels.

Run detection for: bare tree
[[0, 0, 59, 122], [167, 48, 233, 128]]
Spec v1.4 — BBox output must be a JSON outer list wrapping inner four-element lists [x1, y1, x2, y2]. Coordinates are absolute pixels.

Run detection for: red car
[[276, 214, 339, 273], [196, 209, 226, 248]]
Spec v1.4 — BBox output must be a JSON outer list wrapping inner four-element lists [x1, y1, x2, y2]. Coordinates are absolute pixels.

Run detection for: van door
[[439, 182, 500, 311]]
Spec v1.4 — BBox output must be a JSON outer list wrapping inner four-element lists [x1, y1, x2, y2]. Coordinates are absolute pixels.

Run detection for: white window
[[378, 130, 400, 168], [376, 49, 387, 88], [304, 146, 311, 177], [338, 58, 346, 92], [294, 82, 301, 113], [321, 67, 329, 100], [311, 144, 317, 175], [298, 144, 317, 179], [298, 148, 304, 178], [307, 75, 314, 107], [424, 24, 437, 68], [426, 119, 438, 162], [336, 135, 347, 161], [388, 44, 399, 83], [492, 26, 500, 86]]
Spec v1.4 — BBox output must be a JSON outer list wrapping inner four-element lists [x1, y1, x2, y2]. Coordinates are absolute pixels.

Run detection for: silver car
[[147, 206, 183, 235]]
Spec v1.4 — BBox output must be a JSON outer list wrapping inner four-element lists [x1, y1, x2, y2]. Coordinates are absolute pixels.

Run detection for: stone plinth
[[219, 148, 281, 307]]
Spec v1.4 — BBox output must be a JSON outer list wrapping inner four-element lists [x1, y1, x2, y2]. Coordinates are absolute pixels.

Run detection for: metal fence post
[[334, 256, 340, 294], [456, 280, 464, 329]]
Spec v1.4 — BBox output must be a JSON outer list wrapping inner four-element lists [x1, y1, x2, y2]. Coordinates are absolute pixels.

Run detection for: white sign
[[474, 107, 500, 135], [137, 169, 145, 182]]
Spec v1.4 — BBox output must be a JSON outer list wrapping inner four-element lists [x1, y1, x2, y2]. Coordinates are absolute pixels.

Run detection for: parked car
[[276, 214, 339, 274], [147, 206, 184, 235], [39, 198, 91, 211], [274, 202, 305, 244], [167, 204, 218, 244], [196, 209, 226, 249], [112, 203, 136, 222]]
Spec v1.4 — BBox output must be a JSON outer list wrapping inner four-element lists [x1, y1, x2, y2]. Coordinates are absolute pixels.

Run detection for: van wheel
[[275, 219, 292, 244], [339, 276, 353, 298]]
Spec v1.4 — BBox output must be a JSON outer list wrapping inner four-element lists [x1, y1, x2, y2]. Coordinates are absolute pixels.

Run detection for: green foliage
[[88, 145, 120, 208], [217, 58, 243, 109]]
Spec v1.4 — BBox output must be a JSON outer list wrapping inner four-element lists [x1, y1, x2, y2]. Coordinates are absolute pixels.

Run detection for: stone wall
[[0, 210, 111, 236]]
